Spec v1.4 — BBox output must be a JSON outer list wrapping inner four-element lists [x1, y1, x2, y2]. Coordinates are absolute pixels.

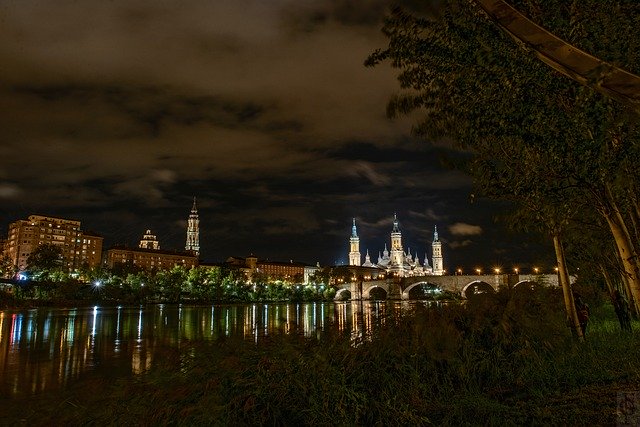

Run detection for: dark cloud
[[0, 0, 553, 269]]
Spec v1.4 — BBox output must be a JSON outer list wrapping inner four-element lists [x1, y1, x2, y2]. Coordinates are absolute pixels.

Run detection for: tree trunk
[[599, 264, 615, 297], [602, 190, 640, 317], [553, 234, 583, 341]]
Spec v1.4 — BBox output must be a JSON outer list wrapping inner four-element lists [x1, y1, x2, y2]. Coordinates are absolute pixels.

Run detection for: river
[[0, 301, 440, 397]]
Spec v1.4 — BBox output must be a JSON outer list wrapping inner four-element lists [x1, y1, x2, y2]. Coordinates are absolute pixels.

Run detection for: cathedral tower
[[432, 225, 444, 275], [390, 214, 403, 266], [349, 218, 361, 266], [185, 197, 200, 256]]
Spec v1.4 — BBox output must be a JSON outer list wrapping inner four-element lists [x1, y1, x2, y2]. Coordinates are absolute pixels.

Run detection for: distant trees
[[367, 0, 640, 334], [26, 243, 65, 281], [0, 254, 16, 279], [3, 261, 338, 305]]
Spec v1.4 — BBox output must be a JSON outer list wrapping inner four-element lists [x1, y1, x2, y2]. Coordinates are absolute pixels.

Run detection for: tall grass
[[4, 289, 640, 425]]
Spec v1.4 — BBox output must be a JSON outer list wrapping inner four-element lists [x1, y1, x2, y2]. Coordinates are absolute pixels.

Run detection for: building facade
[[226, 256, 318, 283], [106, 246, 198, 271], [4, 215, 103, 273], [107, 229, 197, 272], [348, 215, 444, 277]]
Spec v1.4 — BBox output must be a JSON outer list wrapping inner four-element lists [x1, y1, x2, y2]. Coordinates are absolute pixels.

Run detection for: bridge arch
[[335, 288, 351, 301], [513, 280, 540, 294], [364, 286, 387, 300], [402, 281, 444, 300], [461, 281, 496, 299]]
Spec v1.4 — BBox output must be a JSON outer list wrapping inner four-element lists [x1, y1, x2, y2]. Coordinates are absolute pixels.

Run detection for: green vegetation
[[0, 264, 337, 308], [3, 289, 638, 425]]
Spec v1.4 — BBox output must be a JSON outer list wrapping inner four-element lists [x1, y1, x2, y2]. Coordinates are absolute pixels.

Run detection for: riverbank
[[2, 291, 639, 425]]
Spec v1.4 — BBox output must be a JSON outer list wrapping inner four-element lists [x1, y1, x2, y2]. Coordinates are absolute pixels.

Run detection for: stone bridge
[[334, 274, 571, 300]]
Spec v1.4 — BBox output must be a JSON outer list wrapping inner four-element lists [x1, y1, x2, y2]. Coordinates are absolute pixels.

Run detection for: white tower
[[185, 197, 200, 256], [140, 230, 160, 250], [432, 225, 444, 275], [390, 214, 403, 266], [349, 218, 361, 266]]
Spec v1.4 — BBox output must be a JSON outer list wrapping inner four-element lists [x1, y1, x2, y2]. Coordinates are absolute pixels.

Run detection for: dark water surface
[[1, 301, 432, 397]]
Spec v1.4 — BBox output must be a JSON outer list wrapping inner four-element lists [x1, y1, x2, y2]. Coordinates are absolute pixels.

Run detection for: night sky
[[0, 0, 553, 270]]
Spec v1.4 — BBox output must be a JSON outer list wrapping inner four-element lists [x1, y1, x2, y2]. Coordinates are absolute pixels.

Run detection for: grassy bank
[[3, 290, 640, 425]]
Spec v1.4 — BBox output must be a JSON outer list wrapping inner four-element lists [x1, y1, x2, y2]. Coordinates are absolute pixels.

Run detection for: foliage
[[0, 254, 16, 279], [26, 243, 64, 281]]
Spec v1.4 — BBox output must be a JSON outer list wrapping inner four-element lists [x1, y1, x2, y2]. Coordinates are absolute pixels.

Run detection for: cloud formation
[[449, 223, 483, 236], [0, 0, 551, 268]]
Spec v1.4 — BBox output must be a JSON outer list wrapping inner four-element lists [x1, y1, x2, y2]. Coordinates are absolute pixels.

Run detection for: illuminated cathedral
[[348, 215, 444, 276]]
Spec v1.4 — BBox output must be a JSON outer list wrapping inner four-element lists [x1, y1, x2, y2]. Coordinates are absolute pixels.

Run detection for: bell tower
[[185, 197, 200, 256], [432, 225, 444, 275], [390, 214, 403, 266], [349, 218, 361, 266]]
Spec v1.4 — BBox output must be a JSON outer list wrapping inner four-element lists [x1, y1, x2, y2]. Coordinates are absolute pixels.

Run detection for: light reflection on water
[[0, 301, 443, 397]]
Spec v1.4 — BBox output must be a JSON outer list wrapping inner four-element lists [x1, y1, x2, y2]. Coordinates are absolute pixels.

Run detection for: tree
[[186, 266, 211, 301], [155, 265, 188, 303], [26, 243, 65, 281], [0, 254, 16, 279], [367, 1, 640, 335]]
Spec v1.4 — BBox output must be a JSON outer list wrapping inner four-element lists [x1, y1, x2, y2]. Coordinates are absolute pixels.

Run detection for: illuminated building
[[4, 215, 103, 272], [185, 197, 200, 256], [108, 229, 197, 271], [348, 218, 360, 266], [139, 230, 160, 250], [106, 246, 197, 271], [349, 215, 444, 277], [225, 256, 318, 283]]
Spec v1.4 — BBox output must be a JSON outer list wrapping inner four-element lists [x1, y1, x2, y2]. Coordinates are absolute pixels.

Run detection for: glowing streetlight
[[94, 280, 102, 287], [514, 267, 519, 274], [457, 268, 462, 275], [475, 268, 481, 275], [534, 267, 539, 274], [494, 268, 501, 275]]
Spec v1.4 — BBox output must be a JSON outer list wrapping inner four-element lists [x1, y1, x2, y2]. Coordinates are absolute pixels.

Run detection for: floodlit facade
[[4, 215, 103, 272], [139, 230, 160, 250], [108, 229, 197, 271], [106, 246, 198, 271], [226, 256, 318, 283]]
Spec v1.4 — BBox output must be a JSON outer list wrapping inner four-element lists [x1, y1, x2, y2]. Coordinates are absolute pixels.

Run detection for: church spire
[[352, 217, 358, 237], [185, 197, 200, 256], [392, 213, 400, 233], [433, 224, 439, 242]]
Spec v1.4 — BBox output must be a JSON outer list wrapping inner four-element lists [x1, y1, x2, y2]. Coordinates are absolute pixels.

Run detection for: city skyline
[[0, 0, 552, 269]]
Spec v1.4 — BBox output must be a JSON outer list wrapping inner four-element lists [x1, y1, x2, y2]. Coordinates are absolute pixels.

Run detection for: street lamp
[[457, 268, 462, 275], [475, 268, 481, 275], [494, 268, 501, 274], [514, 267, 519, 274], [534, 267, 539, 274]]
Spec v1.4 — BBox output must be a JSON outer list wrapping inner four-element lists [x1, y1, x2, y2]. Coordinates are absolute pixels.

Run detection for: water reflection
[[0, 301, 437, 397]]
